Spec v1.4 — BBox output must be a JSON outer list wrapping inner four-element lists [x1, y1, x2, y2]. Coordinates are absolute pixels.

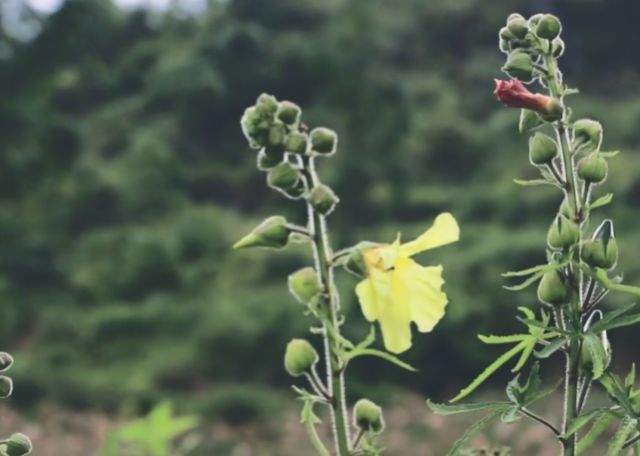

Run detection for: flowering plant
[[430, 12, 640, 456], [236, 94, 459, 455]]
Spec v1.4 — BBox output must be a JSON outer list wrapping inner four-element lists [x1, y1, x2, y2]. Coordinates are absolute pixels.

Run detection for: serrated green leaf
[[576, 413, 614, 455], [426, 399, 510, 416], [478, 334, 528, 344], [564, 408, 609, 438], [589, 303, 637, 333], [583, 333, 608, 379], [589, 193, 613, 210], [500, 405, 520, 423], [535, 338, 566, 359], [445, 406, 510, 456], [451, 340, 528, 402], [607, 416, 637, 456]]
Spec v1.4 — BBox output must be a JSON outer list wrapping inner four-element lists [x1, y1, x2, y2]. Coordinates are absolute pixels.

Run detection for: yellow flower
[[355, 213, 460, 354]]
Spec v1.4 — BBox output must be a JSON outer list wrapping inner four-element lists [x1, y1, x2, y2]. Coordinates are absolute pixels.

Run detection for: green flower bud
[[256, 147, 284, 170], [527, 14, 544, 28], [2, 433, 32, 456], [282, 180, 306, 200], [572, 119, 603, 151], [499, 38, 510, 54], [267, 162, 301, 191], [268, 124, 287, 149], [580, 331, 611, 374], [559, 198, 576, 221], [535, 14, 561, 40], [285, 132, 308, 155], [284, 339, 318, 377], [255, 93, 279, 116], [552, 38, 565, 58], [581, 220, 618, 270], [344, 242, 380, 277], [233, 216, 291, 250], [577, 153, 607, 184], [307, 184, 339, 216], [499, 27, 515, 42], [502, 51, 534, 82], [537, 270, 570, 306], [510, 37, 535, 52], [519, 109, 543, 133], [240, 106, 271, 149], [0, 353, 13, 372], [547, 215, 580, 249], [540, 98, 563, 122], [353, 399, 384, 434], [0, 375, 13, 398], [288, 267, 322, 304], [310, 127, 337, 155], [276, 101, 301, 126], [529, 132, 558, 165], [507, 16, 529, 39]]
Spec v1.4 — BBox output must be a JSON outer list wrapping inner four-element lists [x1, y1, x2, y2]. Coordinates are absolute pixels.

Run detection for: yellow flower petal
[[399, 213, 460, 257], [392, 257, 448, 333]]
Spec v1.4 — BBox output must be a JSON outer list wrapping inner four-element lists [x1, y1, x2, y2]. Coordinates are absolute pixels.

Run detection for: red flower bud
[[494, 79, 562, 120]]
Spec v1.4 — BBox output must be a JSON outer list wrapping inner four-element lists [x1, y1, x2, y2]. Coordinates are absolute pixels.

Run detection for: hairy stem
[[302, 155, 351, 455]]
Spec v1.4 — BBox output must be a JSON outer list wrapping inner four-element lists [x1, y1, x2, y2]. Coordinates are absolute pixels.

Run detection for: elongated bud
[[502, 51, 534, 82], [519, 109, 543, 133], [284, 339, 318, 377], [537, 270, 570, 305], [577, 153, 607, 184], [255, 93, 279, 116], [288, 267, 322, 304], [581, 220, 618, 270], [0, 376, 13, 398], [547, 215, 580, 249], [276, 101, 301, 126], [535, 14, 561, 40], [257, 148, 284, 170], [310, 128, 337, 155], [354, 399, 384, 434], [0, 353, 13, 372], [529, 132, 558, 165], [2, 433, 32, 456], [580, 331, 611, 374], [267, 162, 301, 192], [344, 242, 380, 277], [233, 216, 291, 250], [572, 119, 603, 151], [308, 184, 339, 216], [285, 132, 308, 155], [507, 14, 529, 39]]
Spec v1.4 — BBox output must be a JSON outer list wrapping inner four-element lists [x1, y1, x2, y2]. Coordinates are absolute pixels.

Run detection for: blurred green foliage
[[2, 0, 640, 425]]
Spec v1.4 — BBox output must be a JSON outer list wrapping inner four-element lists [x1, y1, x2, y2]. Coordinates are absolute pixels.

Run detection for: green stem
[[303, 156, 351, 456]]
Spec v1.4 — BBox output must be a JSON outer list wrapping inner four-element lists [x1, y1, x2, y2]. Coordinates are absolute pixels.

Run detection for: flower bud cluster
[[0, 353, 31, 455]]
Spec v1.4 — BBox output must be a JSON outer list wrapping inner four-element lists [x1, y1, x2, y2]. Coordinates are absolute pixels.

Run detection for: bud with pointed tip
[[2, 433, 32, 456], [233, 216, 291, 250], [507, 15, 529, 39], [354, 399, 384, 434], [577, 153, 607, 184], [502, 51, 534, 82], [535, 14, 561, 40], [0, 353, 13, 372], [344, 242, 381, 277], [499, 27, 515, 42], [288, 267, 322, 304], [581, 220, 618, 270], [519, 109, 543, 133], [285, 132, 308, 155], [572, 119, 603, 151], [0, 376, 13, 398], [537, 270, 570, 305], [308, 184, 339, 216], [310, 128, 337, 155], [547, 215, 580, 249], [284, 339, 319, 377], [267, 162, 301, 192], [529, 133, 558, 165], [277, 101, 301, 126]]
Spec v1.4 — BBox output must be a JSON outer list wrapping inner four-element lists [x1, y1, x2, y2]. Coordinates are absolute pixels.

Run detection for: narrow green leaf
[[346, 348, 417, 372], [502, 263, 549, 278], [600, 150, 620, 158], [577, 413, 614, 455], [451, 341, 527, 402], [478, 334, 528, 344], [626, 364, 636, 389], [426, 399, 509, 416], [564, 409, 608, 438], [514, 178, 556, 187], [445, 406, 509, 456], [535, 338, 566, 359], [589, 303, 637, 333], [593, 269, 640, 299], [595, 314, 640, 332], [503, 271, 545, 291], [607, 416, 637, 456], [589, 193, 613, 210], [583, 333, 608, 379], [512, 339, 536, 372]]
